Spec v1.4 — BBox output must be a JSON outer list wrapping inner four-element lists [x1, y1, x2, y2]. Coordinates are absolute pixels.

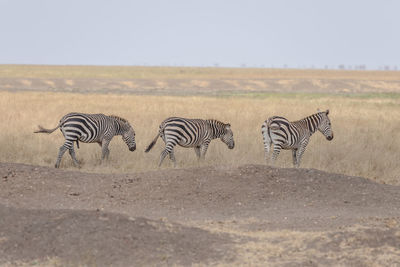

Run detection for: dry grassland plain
[[1, 65, 400, 266], [0, 88, 399, 185], [0, 65, 399, 185]]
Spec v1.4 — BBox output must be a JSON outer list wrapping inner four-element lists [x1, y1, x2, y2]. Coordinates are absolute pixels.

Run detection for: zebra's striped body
[[261, 110, 333, 167], [145, 117, 234, 167], [34, 112, 136, 168]]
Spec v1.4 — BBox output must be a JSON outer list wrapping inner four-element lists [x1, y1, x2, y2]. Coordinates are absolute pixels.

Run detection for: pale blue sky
[[0, 0, 399, 69]]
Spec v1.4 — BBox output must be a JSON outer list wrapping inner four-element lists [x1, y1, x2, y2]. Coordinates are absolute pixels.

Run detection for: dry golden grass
[[1, 64, 400, 80], [0, 91, 399, 184]]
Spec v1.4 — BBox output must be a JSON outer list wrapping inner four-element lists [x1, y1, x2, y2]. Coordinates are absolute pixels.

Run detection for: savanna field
[[1, 92, 400, 184], [0, 65, 399, 184], [1, 65, 400, 266]]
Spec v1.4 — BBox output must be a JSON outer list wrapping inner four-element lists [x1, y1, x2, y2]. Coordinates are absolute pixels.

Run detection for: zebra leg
[[264, 142, 271, 163], [159, 140, 177, 167], [101, 140, 111, 161], [159, 150, 169, 167], [158, 149, 176, 168], [262, 128, 271, 163], [295, 141, 309, 168], [199, 141, 210, 159], [270, 144, 282, 166], [158, 142, 176, 167], [194, 146, 201, 160], [55, 145, 68, 168], [295, 147, 307, 168], [169, 150, 177, 168], [292, 149, 298, 167], [68, 147, 80, 167]]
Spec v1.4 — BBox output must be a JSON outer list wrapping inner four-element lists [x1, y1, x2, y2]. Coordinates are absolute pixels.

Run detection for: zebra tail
[[145, 132, 160, 153], [34, 124, 61, 134]]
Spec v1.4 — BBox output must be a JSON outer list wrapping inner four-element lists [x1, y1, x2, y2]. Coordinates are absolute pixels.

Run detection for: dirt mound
[[1, 163, 399, 229], [1, 162, 400, 265], [0, 205, 235, 266]]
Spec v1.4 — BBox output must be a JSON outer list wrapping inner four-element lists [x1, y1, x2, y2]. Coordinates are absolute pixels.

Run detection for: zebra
[[261, 110, 333, 168], [34, 112, 136, 168], [145, 117, 235, 167]]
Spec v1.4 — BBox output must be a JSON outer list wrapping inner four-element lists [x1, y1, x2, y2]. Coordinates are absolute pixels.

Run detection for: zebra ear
[[225, 123, 231, 129], [326, 109, 329, 115]]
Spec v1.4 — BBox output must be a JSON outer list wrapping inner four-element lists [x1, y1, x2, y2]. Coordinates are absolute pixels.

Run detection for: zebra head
[[318, 110, 333, 141], [221, 123, 235, 149], [122, 124, 137, 151]]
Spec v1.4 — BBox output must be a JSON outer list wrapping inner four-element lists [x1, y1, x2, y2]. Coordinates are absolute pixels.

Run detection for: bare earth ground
[[1, 77, 400, 95], [1, 163, 400, 266]]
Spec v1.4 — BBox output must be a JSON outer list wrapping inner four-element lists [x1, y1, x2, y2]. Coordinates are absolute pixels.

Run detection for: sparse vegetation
[[1, 90, 399, 184]]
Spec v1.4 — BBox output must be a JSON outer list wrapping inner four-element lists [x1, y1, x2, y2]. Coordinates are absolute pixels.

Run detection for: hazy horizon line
[[0, 63, 398, 72]]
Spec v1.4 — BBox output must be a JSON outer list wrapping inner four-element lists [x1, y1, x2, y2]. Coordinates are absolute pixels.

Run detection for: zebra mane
[[109, 115, 130, 125], [294, 112, 327, 134], [206, 119, 225, 126], [298, 112, 324, 122], [206, 119, 229, 137]]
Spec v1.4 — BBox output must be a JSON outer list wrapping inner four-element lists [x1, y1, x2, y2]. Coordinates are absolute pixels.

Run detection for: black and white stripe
[[145, 117, 234, 167], [261, 110, 333, 167], [34, 112, 136, 168]]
